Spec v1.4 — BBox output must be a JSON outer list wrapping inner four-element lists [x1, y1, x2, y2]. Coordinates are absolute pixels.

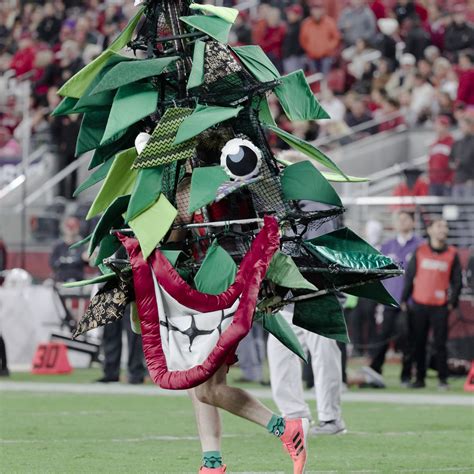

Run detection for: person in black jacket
[[393, 0, 417, 25], [401, 218, 463, 389], [49, 216, 87, 282], [232, 11, 252, 45], [282, 4, 305, 74], [444, 8, 474, 56], [36, 3, 62, 45], [404, 17, 431, 61]]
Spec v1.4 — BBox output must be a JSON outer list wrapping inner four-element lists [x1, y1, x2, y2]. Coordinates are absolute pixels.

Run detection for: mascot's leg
[[194, 364, 310, 474], [195, 364, 272, 426], [189, 388, 224, 472]]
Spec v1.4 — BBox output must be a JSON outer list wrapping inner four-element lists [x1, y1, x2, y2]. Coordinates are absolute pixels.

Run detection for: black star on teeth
[[160, 309, 237, 352], [160, 315, 214, 352], [216, 309, 235, 335]]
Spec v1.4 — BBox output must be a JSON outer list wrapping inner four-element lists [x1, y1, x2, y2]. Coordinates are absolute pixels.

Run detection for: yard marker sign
[[31, 342, 72, 375]]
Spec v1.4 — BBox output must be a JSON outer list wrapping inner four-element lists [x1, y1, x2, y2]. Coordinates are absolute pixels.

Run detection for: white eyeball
[[135, 132, 151, 155], [220, 138, 262, 181]]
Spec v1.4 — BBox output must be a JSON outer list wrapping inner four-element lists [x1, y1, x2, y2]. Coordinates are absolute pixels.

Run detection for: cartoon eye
[[220, 138, 262, 180]]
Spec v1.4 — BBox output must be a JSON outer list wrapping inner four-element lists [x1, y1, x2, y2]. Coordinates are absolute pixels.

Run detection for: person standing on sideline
[[267, 304, 347, 436], [401, 218, 462, 389], [96, 247, 146, 385], [362, 211, 423, 387], [96, 305, 147, 385]]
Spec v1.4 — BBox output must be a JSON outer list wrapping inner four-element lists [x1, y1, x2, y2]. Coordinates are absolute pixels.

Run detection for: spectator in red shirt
[[414, 2, 428, 23], [0, 126, 21, 162], [299, 0, 340, 76], [426, 5, 446, 51], [369, 0, 387, 20], [257, 7, 286, 72], [392, 168, 429, 211], [394, 168, 429, 197], [9, 36, 37, 78], [428, 115, 454, 196], [251, 3, 271, 46], [379, 97, 405, 132]]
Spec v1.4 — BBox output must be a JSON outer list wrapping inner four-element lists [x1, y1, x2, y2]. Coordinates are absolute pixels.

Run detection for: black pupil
[[225, 146, 258, 177]]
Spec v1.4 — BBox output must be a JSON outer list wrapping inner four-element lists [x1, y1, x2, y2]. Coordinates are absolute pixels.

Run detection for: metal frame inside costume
[[55, 0, 402, 390]]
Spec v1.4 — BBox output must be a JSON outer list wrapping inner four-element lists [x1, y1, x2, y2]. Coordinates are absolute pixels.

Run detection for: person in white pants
[[267, 304, 347, 435]]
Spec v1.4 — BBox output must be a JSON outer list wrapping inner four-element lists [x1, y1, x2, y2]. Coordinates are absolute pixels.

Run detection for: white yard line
[[1, 430, 470, 446], [0, 434, 244, 444], [1, 381, 473, 406]]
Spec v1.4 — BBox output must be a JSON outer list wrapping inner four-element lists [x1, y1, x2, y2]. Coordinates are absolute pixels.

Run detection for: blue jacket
[[381, 234, 423, 303]]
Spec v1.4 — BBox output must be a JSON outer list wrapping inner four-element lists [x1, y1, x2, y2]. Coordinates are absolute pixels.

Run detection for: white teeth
[[135, 132, 152, 154]]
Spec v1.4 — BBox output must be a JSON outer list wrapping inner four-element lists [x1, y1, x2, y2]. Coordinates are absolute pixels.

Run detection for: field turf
[[1, 365, 473, 473]]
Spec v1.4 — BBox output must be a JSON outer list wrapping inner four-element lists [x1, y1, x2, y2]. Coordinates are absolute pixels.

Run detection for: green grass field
[[1, 364, 473, 473]]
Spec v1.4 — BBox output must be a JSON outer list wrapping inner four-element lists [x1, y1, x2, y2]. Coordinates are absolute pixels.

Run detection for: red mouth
[[119, 216, 280, 390]]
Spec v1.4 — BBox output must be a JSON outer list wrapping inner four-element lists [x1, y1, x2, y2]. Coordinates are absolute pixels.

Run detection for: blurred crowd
[[0, 0, 473, 198], [236, 0, 474, 130], [0, 0, 138, 195]]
